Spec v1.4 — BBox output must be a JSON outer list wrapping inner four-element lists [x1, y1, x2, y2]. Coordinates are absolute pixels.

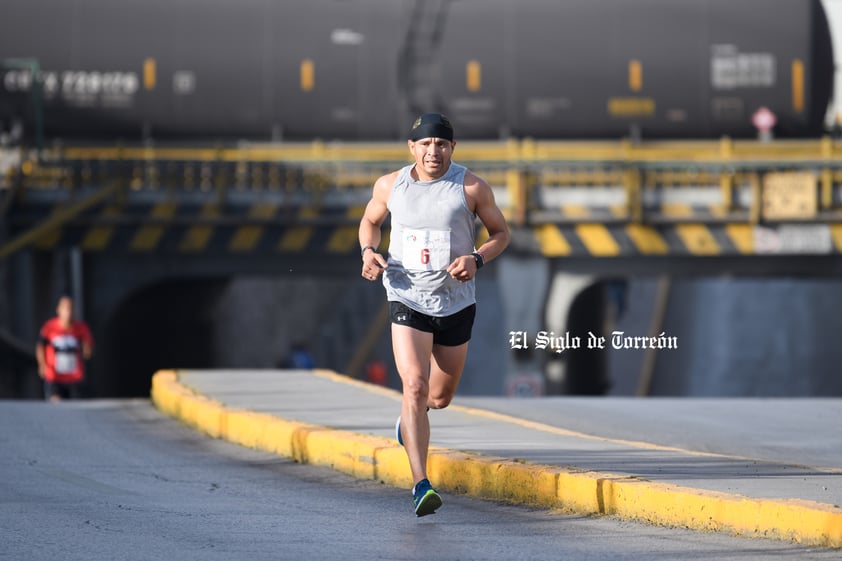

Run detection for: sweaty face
[[408, 137, 454, 181]]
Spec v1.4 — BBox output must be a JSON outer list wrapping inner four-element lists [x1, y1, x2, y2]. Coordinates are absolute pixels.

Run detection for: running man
[[36, 296, 94, 402], [358, 113, 510, 516]]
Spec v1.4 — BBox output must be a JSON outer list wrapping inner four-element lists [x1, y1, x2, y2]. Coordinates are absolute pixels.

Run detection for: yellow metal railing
[[7, 137, 842, 228], [18, 136, 842, 165]]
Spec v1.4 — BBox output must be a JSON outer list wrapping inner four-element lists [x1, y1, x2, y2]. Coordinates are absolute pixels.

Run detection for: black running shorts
[[389, 301, 476, 346]]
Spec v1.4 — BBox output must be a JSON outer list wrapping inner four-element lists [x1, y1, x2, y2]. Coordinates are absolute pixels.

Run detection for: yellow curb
[[151, 369, 842, 548], [316, 368, 842, 474]]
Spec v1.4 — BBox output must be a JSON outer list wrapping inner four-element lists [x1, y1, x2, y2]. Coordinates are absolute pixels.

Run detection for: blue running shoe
[[413, 479, 442, 517], [395, 416, 404, 446]]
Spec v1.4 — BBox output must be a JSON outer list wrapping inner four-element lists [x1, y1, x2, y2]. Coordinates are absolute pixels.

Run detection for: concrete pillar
[[10, 251, 40, 397], [544, 271, 600, 394], [496, 255, 549, 396], [69, 246, 85, 320]]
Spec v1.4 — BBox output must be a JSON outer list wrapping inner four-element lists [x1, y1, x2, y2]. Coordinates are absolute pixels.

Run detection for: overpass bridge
[[4, 137, 842, 267], [3, 138, 842, 399]]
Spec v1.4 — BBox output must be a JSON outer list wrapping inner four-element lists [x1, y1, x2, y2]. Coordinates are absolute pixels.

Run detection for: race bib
[[402, 228, 451, 271], [55, 351, 78, 375]]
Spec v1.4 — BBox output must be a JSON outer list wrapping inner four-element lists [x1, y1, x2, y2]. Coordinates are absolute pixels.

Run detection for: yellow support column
[[821, 136, 833, 210], [720, 173, 733, 210], [718, 137, 733, 212], [749, 173, 762, 224], [719, 135, 733, 159], [821, 169, 833, 210], [506, 168, 527, 226], [624, 168, 642, 223]]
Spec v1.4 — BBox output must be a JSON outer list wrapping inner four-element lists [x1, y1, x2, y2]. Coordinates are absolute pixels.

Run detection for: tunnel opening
[[562, 279, 613, 395], [93, 279, 231, 398], [539, 277, 619, 396], [89, 275, 363, 398]]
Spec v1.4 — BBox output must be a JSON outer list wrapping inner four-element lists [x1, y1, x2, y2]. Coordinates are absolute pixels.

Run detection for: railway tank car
[[0, 0, 834, 142]]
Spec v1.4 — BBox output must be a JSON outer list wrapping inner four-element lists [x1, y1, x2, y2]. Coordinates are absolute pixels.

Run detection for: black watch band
[[471, 251, 484, 269]]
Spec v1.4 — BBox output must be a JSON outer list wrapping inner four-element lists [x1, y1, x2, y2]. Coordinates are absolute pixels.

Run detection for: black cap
[[408, 113, 454, 141]]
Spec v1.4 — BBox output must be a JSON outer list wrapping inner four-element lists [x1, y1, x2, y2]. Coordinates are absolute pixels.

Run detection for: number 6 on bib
[[403, 229, 451, 271]]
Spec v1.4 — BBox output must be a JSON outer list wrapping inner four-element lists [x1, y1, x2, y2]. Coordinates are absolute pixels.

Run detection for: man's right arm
[[358, 173, 394, 276], [35, 341, 46, 379]]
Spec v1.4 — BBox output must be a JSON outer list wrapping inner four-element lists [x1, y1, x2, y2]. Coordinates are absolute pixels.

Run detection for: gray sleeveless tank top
[[383, 162, 477, 316]]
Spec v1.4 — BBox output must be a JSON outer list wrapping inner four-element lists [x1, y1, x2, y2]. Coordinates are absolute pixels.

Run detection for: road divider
[[151, 369, 842, 548]]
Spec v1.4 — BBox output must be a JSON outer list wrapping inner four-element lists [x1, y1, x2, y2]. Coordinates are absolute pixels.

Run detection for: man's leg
[[428, 342, 469, 410], [43, 382, 60, 402], [391, 323, 434, 485], [66, 383, 82, 400]]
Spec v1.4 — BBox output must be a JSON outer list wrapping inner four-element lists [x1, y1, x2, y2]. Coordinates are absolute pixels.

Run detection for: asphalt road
[[0, 400, 837, 561]]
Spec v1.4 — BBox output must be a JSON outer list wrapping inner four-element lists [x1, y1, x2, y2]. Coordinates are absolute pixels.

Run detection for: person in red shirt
[[35, 296, 94, 402]]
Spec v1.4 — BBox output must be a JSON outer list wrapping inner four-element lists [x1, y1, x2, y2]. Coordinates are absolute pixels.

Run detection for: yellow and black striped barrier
[[9, 201, 842, 257], [532, 222, 842, 256], [9, 202, 371, 256]]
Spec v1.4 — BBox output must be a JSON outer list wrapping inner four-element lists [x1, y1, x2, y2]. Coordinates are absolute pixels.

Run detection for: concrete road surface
[[1, 400, 838, 561]]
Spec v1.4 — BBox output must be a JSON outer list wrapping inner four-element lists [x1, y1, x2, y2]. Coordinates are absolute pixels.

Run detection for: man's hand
[[446, 255, 478, 282], [361, 249, 388, 281]]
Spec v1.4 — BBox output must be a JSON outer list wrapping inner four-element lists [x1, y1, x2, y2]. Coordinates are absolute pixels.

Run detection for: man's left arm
[[470, 174, 510, 264], [447, 172, 510, 281], [80, 324, 94, 360]]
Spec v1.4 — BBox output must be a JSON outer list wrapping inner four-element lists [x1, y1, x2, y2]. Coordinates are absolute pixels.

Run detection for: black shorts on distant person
[[43, 381, 81, 401], [389, 301, 476, 346]]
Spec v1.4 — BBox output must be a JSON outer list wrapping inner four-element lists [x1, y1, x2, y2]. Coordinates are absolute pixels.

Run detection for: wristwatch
[[361, 244, 376, 257], [471, 251, 484, 269]]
